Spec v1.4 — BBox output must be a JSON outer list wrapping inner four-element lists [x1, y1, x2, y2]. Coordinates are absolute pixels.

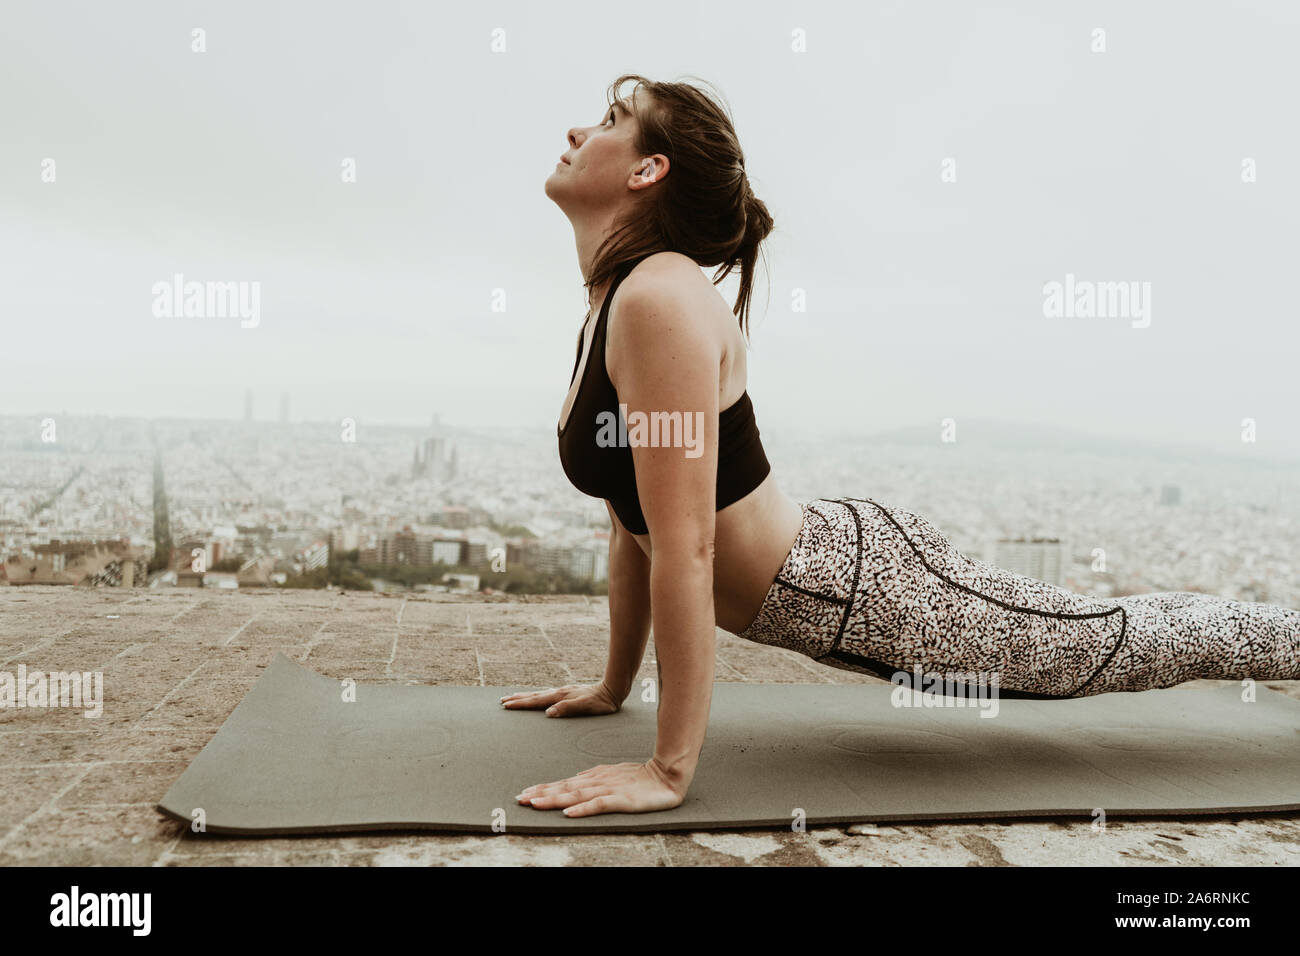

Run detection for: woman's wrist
[[598, 676, 631, 705], [647, 751, 697, 796]]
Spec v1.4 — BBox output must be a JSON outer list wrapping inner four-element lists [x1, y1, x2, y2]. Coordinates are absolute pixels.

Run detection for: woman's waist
[[710, 479, 806, 633]]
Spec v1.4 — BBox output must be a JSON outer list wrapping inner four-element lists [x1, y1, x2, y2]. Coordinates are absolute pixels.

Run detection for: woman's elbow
[[652, 536, 715, 567]]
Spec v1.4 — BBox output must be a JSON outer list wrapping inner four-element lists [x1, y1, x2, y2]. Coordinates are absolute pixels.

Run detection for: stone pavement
[[1, 585, 1296, 866]]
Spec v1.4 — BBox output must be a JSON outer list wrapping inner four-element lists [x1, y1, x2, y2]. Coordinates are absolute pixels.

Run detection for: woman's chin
[[543, 177, 571, 204]]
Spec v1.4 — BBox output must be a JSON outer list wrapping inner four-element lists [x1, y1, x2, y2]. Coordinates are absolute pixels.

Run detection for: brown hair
[[584, 73, 775, 338]]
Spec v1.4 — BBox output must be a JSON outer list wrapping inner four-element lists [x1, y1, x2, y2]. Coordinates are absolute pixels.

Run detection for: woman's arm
[[514, 260, 720, 816], [611, 270, 720, 796], [499, 505, 647, 716], [601, 500, 652, 702]]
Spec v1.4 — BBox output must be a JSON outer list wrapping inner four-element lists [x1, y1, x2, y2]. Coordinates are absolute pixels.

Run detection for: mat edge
[[154, 801, 1300, 837]]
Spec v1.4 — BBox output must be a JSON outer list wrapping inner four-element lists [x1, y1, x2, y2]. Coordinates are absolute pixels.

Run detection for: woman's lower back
[[707, 473, 806, 634]]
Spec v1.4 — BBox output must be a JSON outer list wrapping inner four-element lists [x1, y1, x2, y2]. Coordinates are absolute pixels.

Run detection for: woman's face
[[545, 95, 647, 212]]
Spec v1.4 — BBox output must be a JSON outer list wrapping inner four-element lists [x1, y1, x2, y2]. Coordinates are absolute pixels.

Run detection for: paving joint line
[[0, 763, 96, 854], [223, 610, 262, 646]]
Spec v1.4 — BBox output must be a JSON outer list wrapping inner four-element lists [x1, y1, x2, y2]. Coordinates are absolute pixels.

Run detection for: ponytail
[[729, 181, 774, 337]]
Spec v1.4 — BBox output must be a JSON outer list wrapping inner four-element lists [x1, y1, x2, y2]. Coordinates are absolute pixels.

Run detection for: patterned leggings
[[737, 497, 1300, 698]]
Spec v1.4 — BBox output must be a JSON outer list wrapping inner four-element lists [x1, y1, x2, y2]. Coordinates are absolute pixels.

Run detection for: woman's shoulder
[[607, 251, 725, 369], [616, 251, 722, 321], [626, 247, 707, 283]]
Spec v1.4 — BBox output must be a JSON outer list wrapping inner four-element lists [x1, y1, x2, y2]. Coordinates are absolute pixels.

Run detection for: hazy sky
[[3, 0, 1298, 455]]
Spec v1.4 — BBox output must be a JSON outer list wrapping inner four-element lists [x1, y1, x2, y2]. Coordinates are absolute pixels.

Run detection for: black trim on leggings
[[769, 502, 848, 605], [827, 499, 864, 656], [823, 648, 1076, 700], [806, 505, 834, 532], [823, 497, 1130, 699], [774, 576, 848, 605]]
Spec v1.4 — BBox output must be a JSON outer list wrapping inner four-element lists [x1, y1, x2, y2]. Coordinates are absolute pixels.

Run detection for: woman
[[505, 74, 1300, 819]]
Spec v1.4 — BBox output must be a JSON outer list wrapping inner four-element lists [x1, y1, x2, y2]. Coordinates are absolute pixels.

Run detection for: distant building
[[236, 555, 277, 587], [987, 538, 1066, 585], [330, 526, 363, 553], [327, 522, 486, 574], [3, 539, 149, 587], [567, 546, 609, 582], [362, 529, 417, 566], [522, 541, 569, 575], [506, 541, 527, 569], [432, 539, 464, 566], [412, 437, 444, 480], [439, 506, 470, 529], [172, 538, 220, 573], [151, 451, 173, 573], [354, 527, 474, 569], [84, 554, 150, 588], [411, 425, 457, 483], [297, 542, 328, 571]]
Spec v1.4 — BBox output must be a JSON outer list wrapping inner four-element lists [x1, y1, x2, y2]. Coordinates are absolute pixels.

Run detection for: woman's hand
[[499, 681, 623, 717], [515, 758, 686, 817]]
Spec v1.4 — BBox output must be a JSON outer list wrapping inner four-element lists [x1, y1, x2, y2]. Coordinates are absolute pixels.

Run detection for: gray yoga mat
[[156, 652, 1300, 834]]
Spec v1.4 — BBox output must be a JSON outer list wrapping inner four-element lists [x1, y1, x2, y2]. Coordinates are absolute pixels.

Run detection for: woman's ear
[[631, 155, 668, 189]]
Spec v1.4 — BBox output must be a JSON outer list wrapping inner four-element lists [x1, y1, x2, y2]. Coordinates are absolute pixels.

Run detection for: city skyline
[[6, 408, 1300, 468], [3, 408, 1298, 608]]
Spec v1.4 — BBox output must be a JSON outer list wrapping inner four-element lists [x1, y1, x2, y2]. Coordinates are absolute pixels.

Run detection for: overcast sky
[[3, 0, 1298, 457]]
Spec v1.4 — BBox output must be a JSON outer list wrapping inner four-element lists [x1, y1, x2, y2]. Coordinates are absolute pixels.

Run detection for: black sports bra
[[556, 254, 771, 535]]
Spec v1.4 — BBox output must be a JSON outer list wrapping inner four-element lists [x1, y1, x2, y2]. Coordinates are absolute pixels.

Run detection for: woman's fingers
[[522, 785, 610, 810], [545, 696, 597, 717], [514, 763, 682, 817], [515, 765, 613, 802], [562, 793, 630, 817], [501, 684, 616, 716], [499, 688, 553, 704], [515, 764, 639, 801], [500, 686, 566, 708]]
